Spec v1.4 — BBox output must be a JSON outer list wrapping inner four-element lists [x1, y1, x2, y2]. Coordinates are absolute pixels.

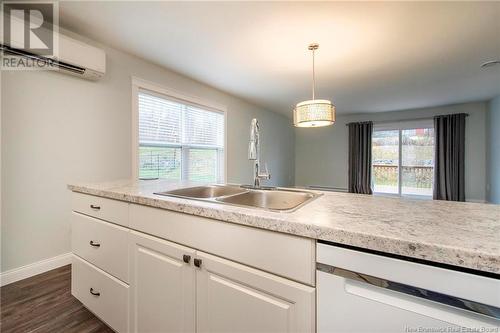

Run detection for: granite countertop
[[68, 179, 500, 275]]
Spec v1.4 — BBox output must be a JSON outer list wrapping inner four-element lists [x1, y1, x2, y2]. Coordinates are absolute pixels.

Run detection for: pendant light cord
[[312, 47, 315, 100]]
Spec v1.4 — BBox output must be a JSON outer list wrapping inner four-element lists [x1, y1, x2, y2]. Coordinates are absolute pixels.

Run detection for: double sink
[[155, 185, 320, 212]]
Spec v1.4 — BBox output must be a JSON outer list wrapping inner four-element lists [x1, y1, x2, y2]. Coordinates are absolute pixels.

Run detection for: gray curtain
[[348, 122, 373, 194], [433, 113, 466, 201]]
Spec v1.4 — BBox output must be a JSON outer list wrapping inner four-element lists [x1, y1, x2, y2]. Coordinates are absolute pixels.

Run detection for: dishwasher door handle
[[345, 278, 498, 328], [317, 263, 500, 324]]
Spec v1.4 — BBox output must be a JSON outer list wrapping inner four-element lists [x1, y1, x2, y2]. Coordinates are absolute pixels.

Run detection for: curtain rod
[[345, 113, 469, 126]]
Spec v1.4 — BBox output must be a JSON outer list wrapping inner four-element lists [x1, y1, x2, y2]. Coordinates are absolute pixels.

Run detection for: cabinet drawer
[[72, 255, 129, 333], [72, 192, 129, 227], [72, 212, 129, 282]]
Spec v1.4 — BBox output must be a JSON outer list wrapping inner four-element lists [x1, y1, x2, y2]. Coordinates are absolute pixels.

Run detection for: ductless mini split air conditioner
[[0, 15, 106, 80]]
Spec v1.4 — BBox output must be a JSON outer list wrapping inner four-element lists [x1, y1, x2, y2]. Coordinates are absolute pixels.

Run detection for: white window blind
[[138, 90, 224, 183]]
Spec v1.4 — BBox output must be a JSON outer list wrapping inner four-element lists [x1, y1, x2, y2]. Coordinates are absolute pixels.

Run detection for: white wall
[[1, 37, 294, 272], [487, 96, 500, 204], [295, 102, 487, 202]]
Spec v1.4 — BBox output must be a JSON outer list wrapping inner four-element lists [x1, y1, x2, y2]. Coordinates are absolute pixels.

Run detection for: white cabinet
[[72, 192, 129, 227], [71, 207, 131, 333], [72, 255, 129, 333], [72, 192, 316, 333], [196, 251, 315, 333], [129, 231, 196, 333], [130, 204, 316, 286], [72, 212, 129, 282], [128, 231, 315, 333]]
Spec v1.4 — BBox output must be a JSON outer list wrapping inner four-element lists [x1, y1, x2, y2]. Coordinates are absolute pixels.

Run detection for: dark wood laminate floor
[[0, 265, 114, 333]]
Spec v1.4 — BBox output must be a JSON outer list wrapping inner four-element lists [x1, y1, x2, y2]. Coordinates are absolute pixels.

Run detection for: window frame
[[372, 119, 434, 199], [131, 77, 227, 182]]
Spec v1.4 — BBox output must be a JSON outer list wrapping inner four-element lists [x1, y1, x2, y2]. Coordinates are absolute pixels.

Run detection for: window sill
[[373, 192, 432, 200]]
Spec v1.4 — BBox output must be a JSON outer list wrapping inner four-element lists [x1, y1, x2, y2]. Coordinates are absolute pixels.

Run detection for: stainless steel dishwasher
[[316, 242, 500, 332]]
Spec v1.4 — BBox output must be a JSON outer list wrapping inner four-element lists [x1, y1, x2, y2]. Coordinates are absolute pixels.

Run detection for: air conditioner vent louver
[[1, 44, 86, 75]]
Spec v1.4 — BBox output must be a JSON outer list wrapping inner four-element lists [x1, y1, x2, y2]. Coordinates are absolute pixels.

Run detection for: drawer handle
[[89, 240, 100, 247], [194, 258, 202, 268], [89, 288, 100, 296], [183, 254, 191, 264], [90, 204, 101, 210]]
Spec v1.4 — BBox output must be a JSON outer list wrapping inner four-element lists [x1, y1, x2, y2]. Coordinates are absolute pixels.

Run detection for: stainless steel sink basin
[[155, 185, 320, 212], [156, 185, 246, 199], [216, 189, 315, 211]]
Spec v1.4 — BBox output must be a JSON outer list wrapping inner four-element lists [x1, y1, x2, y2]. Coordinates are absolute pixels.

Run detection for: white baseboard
[[466, 199, 487, 203], [0, 252, 72, 287]]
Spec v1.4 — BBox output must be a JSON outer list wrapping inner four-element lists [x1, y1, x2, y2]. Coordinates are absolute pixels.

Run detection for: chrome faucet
[[248, 118, 271, 188]]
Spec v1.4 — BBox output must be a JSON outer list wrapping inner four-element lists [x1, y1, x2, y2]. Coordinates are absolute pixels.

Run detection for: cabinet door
[[129, 231, 196, 333], [196, 251, 315, 333]]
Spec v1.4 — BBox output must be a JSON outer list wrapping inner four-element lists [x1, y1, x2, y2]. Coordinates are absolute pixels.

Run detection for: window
[[372, 122, 434, 198], [134, 82, 225, 183]]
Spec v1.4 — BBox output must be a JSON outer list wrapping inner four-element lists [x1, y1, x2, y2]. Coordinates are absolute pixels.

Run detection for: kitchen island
[[68, 179, 500, 333]]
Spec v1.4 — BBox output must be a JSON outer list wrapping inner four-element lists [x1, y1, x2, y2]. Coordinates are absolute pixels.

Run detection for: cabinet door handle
[[194, 258, 202, 268], [89, 240, 100, 247], [183, 254, 191, 264], [89, 288, 100, 296], [90, 204, 101, 210]]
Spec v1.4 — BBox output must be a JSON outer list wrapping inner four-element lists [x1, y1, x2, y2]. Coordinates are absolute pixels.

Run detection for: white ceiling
[[60, 1, 500, 116]]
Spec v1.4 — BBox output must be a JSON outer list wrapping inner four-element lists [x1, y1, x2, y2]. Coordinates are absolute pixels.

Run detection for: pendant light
[[293, 43, 335, 127]]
